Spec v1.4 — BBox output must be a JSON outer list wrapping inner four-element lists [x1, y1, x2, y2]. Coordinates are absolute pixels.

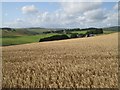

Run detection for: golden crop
[[2, 33, 118, 88]]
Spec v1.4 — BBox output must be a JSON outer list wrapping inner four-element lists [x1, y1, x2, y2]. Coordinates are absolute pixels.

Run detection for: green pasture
[[1, 33, 60, 46]]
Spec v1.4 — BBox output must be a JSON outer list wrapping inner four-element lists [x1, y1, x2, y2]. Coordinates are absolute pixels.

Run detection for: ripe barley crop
[[2, 33, 118, 88]]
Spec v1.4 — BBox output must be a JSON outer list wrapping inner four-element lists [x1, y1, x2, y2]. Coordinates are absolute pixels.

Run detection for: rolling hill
[[1, 26, 119, 36], [103, 26, 119, 31], [1, 28, 45, 37]]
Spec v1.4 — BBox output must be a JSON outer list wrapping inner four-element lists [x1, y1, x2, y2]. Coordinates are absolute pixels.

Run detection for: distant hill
[[1, 28, 39, 37], [1, 26, 119, 37], [1, 28, 50, 37], [27, 28, 50, 34], [103, 26, 119, 31]]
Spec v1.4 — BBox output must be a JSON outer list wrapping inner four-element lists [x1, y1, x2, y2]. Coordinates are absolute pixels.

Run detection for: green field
[[1, 28, 56, 46], [71, 31, 87, 34], [1, 33, 60, 46]]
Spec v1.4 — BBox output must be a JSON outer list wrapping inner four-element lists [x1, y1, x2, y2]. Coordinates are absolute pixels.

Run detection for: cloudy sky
[[2, 2, 118, 28]]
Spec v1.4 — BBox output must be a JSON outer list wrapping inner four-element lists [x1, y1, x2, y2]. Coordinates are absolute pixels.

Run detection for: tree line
[[39, 28, 103, 42]]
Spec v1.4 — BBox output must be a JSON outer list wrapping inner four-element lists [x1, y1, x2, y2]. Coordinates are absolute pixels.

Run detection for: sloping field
[[2, 33, 118, 88]]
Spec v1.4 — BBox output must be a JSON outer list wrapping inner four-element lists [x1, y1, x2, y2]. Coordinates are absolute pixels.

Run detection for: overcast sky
[[1, 2, 118, 28]]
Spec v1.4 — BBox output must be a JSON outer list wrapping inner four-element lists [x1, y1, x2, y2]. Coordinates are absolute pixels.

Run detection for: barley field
[[2, 33, 118, 88]]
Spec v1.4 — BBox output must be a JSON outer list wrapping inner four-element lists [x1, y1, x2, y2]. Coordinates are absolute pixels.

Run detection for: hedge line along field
[[2, 33, 118, 88]]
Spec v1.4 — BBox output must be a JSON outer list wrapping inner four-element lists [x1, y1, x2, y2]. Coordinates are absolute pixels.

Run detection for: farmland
[[2, 33, 60, 46], [1, 26, 118, 46], [2, 33, 118, 88]]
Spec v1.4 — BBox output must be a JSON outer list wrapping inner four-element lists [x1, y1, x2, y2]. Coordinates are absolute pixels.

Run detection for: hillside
[[1, 28, 44, 37], [103, 26, 119, 34], [2, 33, 118, 88], [27, 28, 50, 34]]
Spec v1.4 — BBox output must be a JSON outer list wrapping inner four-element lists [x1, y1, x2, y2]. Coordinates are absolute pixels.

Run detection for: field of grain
[[2, 33, 118, 88]]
